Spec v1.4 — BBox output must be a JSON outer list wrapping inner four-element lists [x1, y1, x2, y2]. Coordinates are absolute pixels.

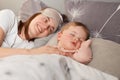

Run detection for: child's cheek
[[63, 35, 73, 40]]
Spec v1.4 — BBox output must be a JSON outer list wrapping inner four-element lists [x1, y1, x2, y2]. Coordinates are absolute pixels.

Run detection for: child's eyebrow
[[72, 31, 78, 34]]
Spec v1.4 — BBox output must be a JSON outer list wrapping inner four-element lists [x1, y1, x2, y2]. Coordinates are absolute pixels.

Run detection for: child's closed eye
[[69, 33, 75, 37]]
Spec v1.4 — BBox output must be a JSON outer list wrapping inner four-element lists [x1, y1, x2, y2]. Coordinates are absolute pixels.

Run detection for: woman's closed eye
[[44, 17, 49, 23], [49, 27, 54, 33]]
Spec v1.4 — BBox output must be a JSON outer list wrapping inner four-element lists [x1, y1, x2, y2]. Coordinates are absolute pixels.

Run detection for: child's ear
[[57, 31, 62, 41]]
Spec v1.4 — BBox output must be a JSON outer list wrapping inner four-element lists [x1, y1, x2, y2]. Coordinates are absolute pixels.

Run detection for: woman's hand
[[59, 51, 74, 57], [0, 45, 60, 58], [29, 45, 60, 54], [0, 27, 5, 46], [40, 45, 60, 54]]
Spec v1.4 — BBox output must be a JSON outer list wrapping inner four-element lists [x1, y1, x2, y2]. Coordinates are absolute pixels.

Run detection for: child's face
[[57, 26, 87, 50]]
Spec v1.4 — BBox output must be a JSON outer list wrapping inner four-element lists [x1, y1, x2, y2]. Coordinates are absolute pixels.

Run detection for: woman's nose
[[44, 25, 48, 29], [43, 23, 49, 30], [43, 19, 49, 29]]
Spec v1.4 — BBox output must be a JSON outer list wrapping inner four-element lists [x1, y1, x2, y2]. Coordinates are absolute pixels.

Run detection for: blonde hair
[[61, 22, 90, 40]]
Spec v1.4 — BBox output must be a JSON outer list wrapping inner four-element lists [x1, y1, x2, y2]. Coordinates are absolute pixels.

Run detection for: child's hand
[[81, 39, 92, 48], [72, 39, 93, 64]]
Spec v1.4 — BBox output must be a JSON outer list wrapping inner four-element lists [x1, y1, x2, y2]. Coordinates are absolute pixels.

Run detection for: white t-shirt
[[0, 9, 34, 49]]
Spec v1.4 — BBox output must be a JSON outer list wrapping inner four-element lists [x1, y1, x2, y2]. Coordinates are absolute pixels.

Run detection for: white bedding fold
[[0, 54, 118, 80]]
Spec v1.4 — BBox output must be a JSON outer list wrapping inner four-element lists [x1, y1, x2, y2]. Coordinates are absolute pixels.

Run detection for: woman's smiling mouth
[[36, 24, 42, 33]]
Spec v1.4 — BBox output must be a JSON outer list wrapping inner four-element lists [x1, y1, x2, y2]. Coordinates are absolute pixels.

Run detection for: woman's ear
[[57, 31, 62, 41]]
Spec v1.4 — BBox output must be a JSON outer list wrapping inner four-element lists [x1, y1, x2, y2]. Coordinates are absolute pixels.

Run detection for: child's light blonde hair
[[60, 22, 90, 40]]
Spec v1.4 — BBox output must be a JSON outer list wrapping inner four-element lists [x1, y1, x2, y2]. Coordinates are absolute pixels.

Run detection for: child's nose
[[73, 37, 79, 42]]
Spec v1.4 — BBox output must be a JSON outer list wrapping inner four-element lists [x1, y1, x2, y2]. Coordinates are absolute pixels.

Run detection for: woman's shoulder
[[0, 9, 16, 20], [0, 9, 14, 13], [0, 9, 15, 17], [0, 9, 17, 33]]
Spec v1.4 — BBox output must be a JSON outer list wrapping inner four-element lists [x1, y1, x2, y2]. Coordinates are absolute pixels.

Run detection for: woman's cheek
[[37, 31, 49, 38]]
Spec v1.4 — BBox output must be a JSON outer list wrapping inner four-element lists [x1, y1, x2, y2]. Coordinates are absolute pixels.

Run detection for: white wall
[[87, 0, 120, 2], [0, 0, 120, 15], [0, 0, 24, 15], [0, 0, 65, 15], [41, 0, 65, 14]]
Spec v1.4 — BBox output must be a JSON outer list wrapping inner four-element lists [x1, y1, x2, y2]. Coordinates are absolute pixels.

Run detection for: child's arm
[[72, 39, 93, 64]]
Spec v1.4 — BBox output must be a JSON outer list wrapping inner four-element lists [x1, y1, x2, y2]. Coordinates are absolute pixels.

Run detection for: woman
[[0, 8, 63, 48], [0, 8, 63, 57]]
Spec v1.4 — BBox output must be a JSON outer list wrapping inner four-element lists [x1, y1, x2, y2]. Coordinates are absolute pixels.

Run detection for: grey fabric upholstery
[[65, 0, 120, 43], [89, 38, 120, 79]]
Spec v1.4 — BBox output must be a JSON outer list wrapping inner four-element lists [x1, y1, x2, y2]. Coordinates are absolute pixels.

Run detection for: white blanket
[[0, 54, 118, 80]]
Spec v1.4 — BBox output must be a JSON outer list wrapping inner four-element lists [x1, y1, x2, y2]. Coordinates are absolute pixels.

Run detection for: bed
[[0, 0, 120, 79], [0, 54, 118, 80]]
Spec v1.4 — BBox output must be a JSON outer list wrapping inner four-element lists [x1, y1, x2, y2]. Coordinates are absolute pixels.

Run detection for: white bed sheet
[[0, 54, 118, 80]]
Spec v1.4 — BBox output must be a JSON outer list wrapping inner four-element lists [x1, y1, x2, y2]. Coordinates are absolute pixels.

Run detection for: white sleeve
[[0, 9, 16, 34]]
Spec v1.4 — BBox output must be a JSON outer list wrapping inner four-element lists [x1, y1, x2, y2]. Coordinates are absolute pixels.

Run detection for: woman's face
[[57, 26, 87, 50], [28, 14, 57, 39]]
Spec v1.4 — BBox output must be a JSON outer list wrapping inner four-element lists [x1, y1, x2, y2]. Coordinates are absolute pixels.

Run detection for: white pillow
[[46, 32, 58, 46], [88, 38, 120, 78], [34, 33, 55, 48]]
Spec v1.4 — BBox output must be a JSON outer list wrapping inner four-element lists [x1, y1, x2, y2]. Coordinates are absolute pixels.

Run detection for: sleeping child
[[55, 21, 93, 64]]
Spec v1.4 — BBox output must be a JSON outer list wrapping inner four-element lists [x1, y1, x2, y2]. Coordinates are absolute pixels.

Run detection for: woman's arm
[[0, 46, 59, 58], [0, 47, 29, 57], [30, 46, 59, 54], [0, 27, 5, 46]]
